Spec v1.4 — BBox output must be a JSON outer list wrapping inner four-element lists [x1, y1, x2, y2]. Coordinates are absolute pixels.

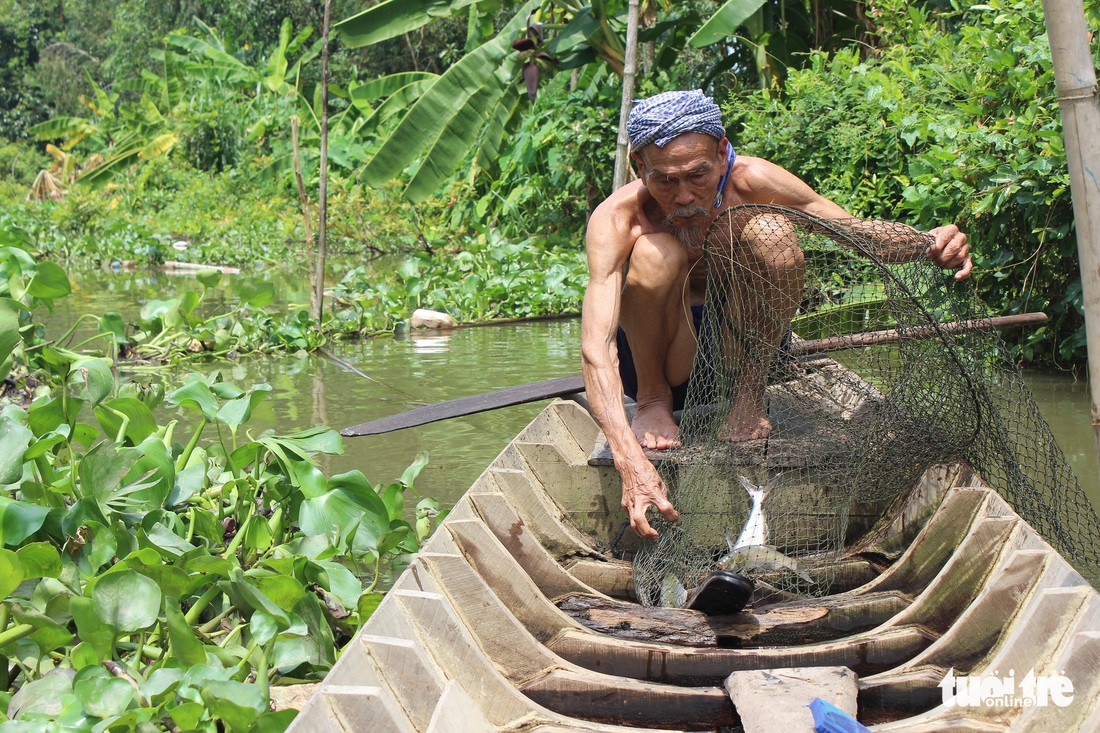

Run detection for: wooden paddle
[[340, 312, 1047, 437]]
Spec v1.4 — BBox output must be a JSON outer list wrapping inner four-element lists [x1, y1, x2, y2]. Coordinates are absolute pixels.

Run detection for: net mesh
[[632, 204, 1100, 607]]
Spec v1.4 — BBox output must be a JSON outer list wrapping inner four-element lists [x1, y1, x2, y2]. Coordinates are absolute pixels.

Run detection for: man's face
[[635, 133, 728, 224]]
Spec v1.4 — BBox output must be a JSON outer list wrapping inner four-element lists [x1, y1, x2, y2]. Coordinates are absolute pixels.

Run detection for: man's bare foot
[[725, 391, 772, 442], [631, 403, 681, 450]]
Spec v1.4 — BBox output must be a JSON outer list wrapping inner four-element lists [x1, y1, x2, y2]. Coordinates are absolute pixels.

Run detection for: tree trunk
[[313, 0, 332, 328], [612, 0, 641, 191], [1042, 0, 1100, 479]]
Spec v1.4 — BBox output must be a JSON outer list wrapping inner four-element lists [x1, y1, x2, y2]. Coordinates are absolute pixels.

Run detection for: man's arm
[[581, 207, 679, 539], [736, 157, 973, 278]]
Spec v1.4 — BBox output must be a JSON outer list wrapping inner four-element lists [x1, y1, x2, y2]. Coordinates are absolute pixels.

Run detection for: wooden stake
[[1042, 0, 1100, 482], [611, 0, 640, 191], [290, 116, 316, 316], [313, 0, 332, 328]]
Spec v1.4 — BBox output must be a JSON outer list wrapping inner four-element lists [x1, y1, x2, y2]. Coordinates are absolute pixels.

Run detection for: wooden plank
[[847, 463, 976, 561], [391, 587, 684, 733], [424, 682, 497, 733], [319, 686, 416, 733], [858, 488, 989, 596], [547, 625, 934, 683], [358, 635, 447, 732], [520, 667, 736, 729], [554, 593, 717, 647], [467, 491, 600, 598], [1015, 631, 1100, 732], [886, 516, 1020, 635], [564, 558, 636, 600], [724, 666, 859, 733], [441, 521, 591, 642], [389, 588, 548, 729], [858, 549, 1056, 718], [481, 468, 606, 559]]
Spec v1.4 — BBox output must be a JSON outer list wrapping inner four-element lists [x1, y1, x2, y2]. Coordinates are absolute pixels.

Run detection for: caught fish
[[733, 474, 782, 549], [659, 572, 688, 607], [718, 545, 815, 584], [717, 472, 814, 584]]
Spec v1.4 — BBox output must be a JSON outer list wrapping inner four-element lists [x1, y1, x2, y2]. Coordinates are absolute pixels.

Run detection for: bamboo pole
[[1042, 0, 1100, 481], [313, 0, 332, 328], [612, 0, 641, 191]]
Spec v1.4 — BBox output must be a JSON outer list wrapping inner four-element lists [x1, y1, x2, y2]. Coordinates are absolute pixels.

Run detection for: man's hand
[[619, 459, 680, 538], [927, 225, 973, 280]]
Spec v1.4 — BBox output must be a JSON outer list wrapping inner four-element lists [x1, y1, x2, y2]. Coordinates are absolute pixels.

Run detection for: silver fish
[[659, 572, 688, 607], [717, 473, 814, 584], [718, 544, 815, 584], [733, 473, 783, 549]]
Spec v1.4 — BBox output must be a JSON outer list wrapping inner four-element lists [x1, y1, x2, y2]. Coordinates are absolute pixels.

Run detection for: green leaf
[[217, 384, 272, 433], [314, 560, 363, 610], [381, 482, 404, 522], [140, 523, 197, 558], [15, 542, 61, 579], [251, 709, 298, 733], [377, 527, 410, 555], [0, 548, 24, 597], [93, 569, 162, 633], [166, 599, 206, 666], [76, 442, 141, 504], [220, 568, 290, 627], [399, 451, 429, 488], [688, 0, 769, 47], [357, 592, 384, 622], [235, 278, 276, 308], [98, 311, 128, 346], [248, 573, 306, 613], [336, 0, 480, 47], [0, 496, 50, 547], [73, 665, 136, 718], [201, 681, 267, 732], [249, 609, 279, 646], [94, 397, 158, 446], [350, 72, 439, 102], [27, 393, 83, 437], [298, 473, 389, 549], [0, 415, 32, 484], [167, 378, 219, 420], [0, 301, 18, 376], [195, 269, 221, 288], [5, 669, 74, 719], [26, 260, 72, 299], [71, 596, 114, 660], [68, 357, 113, 406]]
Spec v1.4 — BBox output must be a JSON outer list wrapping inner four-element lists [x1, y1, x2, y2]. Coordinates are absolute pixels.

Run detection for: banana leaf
[[688, 0, 768, 47], [336, 0, 482, 48], [360, 0, 536, 200]]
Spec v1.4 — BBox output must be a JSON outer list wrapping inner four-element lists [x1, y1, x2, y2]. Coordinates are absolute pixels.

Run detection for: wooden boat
[[287, 393, 1100, 732]]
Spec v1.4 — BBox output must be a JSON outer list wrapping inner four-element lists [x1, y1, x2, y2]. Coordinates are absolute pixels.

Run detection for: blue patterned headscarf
[[626, 90, 726, 153]]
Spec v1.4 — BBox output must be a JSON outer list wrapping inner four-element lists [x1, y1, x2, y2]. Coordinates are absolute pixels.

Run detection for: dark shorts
[[617, 304, 705, 412], [616, 305, 792, 412]]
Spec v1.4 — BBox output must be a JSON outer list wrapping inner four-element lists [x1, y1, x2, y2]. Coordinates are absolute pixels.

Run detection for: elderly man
[[581, 90, 973, 539]]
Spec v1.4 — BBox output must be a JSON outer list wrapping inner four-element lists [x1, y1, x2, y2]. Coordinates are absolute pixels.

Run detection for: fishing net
[[631, 204, 1100, 607]]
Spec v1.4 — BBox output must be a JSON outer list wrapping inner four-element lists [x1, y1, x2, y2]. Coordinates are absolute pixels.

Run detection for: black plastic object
[[685, 570, 754, 615]]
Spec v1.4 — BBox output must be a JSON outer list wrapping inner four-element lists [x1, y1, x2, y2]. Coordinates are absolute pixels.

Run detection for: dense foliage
[[728, 0, 1095, 366], [0, 222, 446, 731]]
